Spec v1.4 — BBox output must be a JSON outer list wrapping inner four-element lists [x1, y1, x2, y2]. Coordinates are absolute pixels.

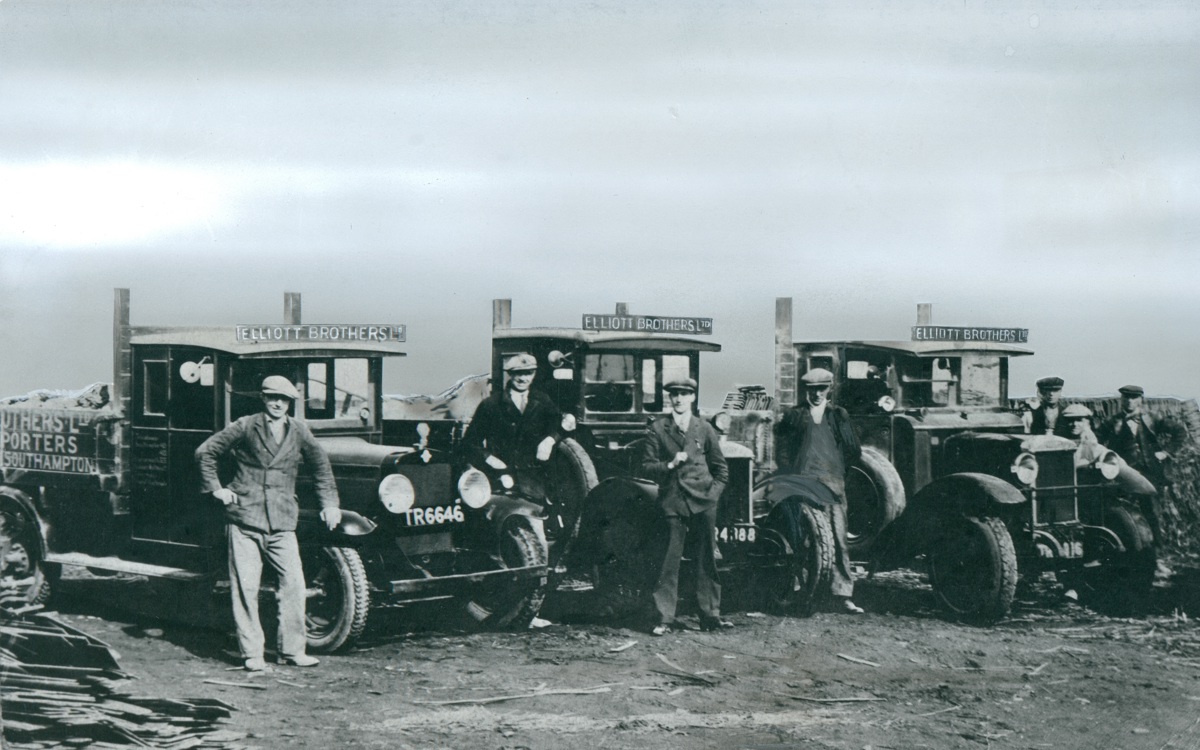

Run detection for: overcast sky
[[1, 0, 1197, 405]]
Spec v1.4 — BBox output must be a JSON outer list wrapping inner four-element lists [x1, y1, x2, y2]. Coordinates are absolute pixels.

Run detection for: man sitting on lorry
[[195, 376, 342, 672], [461, 353, 562, 490]]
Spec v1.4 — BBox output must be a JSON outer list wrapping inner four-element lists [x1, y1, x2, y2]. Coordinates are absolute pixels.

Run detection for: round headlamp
[[1011, 452, 1039, 486], [379, 473, 415, 514], [1097, 449, 1122, 480], [457, 468, 492, 509]]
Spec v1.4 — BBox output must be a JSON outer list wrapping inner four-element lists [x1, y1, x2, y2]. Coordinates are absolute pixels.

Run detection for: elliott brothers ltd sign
[[236, 324, 406, 343], [911, 326, 1028, 343], [583, 314, 713, 335]]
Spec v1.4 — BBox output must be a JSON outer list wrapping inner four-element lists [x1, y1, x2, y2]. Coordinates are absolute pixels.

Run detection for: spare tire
[[543, 437, 599, 559], [845, 446, 906, 555]]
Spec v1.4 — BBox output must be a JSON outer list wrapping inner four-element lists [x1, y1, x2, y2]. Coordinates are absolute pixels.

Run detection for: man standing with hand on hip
[[196, 375, 342, 672], [639, 377, 730, 636]]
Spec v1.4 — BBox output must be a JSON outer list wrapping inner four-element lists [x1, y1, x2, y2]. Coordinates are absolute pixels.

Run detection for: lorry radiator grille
[[1034, 452, 1077, 524], [395, 464, 453, 507]]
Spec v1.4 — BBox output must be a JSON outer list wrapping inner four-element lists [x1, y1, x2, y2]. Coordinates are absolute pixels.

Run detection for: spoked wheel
[[462, 523, 548, 629], [928, 515, 1018, 624], [301, 546, 370, 653], [0, 503, 53, 608], [758, 500, 834, 616]]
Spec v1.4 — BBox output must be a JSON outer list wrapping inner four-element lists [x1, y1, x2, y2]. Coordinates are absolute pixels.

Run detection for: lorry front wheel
[[845, 446, 906, 555], [1076, 506, 1156, 615], [0, 505, 53, 607], [543, 437, 599, 558], [759, 500, 834, 616], [302, 546, 370, 652], [928, 515, 1018, 624], [463, 523, 548, 629]]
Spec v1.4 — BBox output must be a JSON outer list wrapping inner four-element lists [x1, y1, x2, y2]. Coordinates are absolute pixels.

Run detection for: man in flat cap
[[774, 368, 864, 613], [639, 377, 730, 635], [1098, 385, 1187, 490], [1098, 385, 1188, 561], [196, 376, 342, 671], [1024, 376, 1073, 438], [462, 353, 563, 488]]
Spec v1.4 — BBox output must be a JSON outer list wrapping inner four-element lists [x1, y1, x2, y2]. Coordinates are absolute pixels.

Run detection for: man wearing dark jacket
[[461, 353, 562, 488], [195, 376, 341, 672], [774, 368, 864, 613], [1025, 376, 1073, 438], [639, 377, 730, 636]]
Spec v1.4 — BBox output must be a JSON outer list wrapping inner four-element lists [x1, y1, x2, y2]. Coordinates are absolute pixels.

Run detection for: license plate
[[716, 526, 757, 544], [403, 505, 465, 526]]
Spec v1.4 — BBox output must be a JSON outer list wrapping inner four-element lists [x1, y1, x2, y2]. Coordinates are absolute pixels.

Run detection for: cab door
[[128, 345, 224, 569]]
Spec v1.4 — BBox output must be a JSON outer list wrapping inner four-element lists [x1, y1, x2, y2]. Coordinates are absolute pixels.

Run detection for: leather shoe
[[840, 599, 864, 614], [243, 657, 266, 672], [279, 654, 320, 667], [699, 617, 734, 632], [651, 624, 671, 637]]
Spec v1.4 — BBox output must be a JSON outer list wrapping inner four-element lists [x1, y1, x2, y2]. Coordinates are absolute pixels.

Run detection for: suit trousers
[[653, 506, 721, 624], [828, 503, 855, 598], [227, 524, 308, 660]]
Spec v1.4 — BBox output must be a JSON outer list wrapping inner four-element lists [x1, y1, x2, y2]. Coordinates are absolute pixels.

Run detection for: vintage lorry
[[768, 298, 1161, 621], [0, 290, 549, 652], [474, 301, 831, 617]]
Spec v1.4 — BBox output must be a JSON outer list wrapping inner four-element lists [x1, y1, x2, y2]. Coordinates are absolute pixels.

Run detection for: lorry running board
[[44, 552, 207, 581]]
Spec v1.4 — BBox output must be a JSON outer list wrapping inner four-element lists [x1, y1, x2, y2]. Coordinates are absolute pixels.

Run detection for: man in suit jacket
[[461, 353, 563, 490], [639, 377, 730, 635], [196, 376, 341, 672], [1098, 384, 1187, 489], [1025, 376, 1073, 438], [774, 368, 864, 613]]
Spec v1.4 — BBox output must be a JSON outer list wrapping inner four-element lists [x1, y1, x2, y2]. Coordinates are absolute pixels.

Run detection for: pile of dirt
[[0, 383, 114, 411]]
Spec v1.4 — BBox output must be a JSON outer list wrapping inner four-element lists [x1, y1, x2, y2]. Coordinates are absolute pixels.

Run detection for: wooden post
[[493, 299, 511, 331], [917, 303, 932, 326], [284, 292, 302, 324], [775, 297, 795, 408], [112, 288, 131, 418], [615, 302, 629, 316]]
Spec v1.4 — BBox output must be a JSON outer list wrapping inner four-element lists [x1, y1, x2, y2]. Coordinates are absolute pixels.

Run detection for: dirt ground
[[10, 560, 1200, 750]]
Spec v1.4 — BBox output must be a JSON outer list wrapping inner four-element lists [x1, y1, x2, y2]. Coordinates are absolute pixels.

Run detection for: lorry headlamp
[[561, 413, 577, 432], [1011, 452, 1039, 486], [711, 411, 732, 433], [877, 395, 896, 413], [457, 468, 492, 509], [1097, 450, 1122, 480], [378, 473, 415, 514]]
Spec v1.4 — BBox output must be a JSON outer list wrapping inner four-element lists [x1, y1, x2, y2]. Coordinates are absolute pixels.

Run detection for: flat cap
[[1118, 384, 1145, 398], [261, 375, 300, 400], [502, 353, 538, 372], [801, 368, 834, 387], [1061, 403, 1093, 419], [665, 377, 697, 393], [1036, 376, 1064, 391]]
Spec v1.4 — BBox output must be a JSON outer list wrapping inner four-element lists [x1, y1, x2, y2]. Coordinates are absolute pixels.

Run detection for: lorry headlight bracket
[[379, 473, 416, 514]]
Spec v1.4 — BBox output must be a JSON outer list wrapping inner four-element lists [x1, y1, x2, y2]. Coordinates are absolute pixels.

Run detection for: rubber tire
[[1077, 506, 1156, 615], [928, 516, 1018, 624], [0, 503, 53, 607], [845, 446, 906, 556], [544, 437, 600, 556], [760, 501, 835, 616], [463, 523, 548, 629], [302, 546, 370, 653]]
